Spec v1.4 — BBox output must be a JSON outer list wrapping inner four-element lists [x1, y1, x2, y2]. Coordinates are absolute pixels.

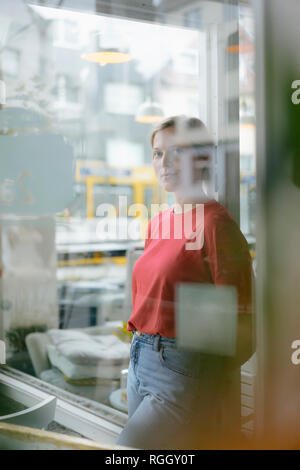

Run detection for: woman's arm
[[205, 215, 255, 366]]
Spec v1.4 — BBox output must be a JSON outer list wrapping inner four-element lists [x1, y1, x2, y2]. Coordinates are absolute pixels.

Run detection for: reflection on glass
[[0, 0, 255, 449]]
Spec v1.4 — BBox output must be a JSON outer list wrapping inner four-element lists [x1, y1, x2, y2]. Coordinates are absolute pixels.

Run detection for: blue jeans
[[116, 331, 231, 449]]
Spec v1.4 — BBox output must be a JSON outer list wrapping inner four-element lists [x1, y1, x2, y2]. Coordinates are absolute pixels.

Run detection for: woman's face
[[152, 127, 183, 192]]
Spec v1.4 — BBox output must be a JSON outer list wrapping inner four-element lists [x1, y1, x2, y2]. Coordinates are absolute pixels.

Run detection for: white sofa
[[25, 321, 130, 405]]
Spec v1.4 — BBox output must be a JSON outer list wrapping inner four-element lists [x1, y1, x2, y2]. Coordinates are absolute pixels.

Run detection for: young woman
[[116, 116, 253, 449]]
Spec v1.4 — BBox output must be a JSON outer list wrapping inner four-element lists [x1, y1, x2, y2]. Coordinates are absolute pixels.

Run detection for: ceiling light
[[135, 95, 164, 123], [226, 28, 254, 54], [81, 31, 132, 67], [81, 49, 132, 66]]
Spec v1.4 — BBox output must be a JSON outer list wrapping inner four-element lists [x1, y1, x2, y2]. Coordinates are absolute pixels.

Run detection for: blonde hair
[[150, 115, 208, 148]]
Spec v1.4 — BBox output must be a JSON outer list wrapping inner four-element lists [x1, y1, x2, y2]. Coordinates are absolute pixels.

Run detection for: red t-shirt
[[127, 200, 253, 338]]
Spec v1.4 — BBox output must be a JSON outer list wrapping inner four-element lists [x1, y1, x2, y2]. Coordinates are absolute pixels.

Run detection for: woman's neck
[[173, 190, 212, 212]]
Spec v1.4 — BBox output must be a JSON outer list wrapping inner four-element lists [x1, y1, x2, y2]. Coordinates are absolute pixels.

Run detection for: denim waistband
[[133, 330, 176, 351]]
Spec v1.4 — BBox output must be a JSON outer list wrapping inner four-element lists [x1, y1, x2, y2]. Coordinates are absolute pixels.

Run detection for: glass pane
[[0, 0, 256, 449]]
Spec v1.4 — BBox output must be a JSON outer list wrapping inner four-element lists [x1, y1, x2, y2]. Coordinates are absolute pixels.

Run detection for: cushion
[[47, 329, 130, 366]]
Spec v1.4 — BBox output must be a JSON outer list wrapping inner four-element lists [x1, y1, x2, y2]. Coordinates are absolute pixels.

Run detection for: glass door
[[0, 0, 256, 448]]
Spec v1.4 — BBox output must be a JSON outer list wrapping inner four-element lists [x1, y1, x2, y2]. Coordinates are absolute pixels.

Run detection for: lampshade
[[135, 96, 164, 123], [81, 31, 132, 66], [81, 49, 132, 66], [226, 29, 254, 54]]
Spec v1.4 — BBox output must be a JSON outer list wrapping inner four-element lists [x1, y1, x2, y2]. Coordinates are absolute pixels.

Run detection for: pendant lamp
[[135, 95, 164, 123], [81, 49, 132, 66], [81, 32, 132, 67], [226, 29, 254, 54]]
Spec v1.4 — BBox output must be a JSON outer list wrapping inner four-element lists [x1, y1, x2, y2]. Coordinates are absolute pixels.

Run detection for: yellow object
[[57, 255, 126, 267], [75, 160, 165, 219], [112, 322, 133, 343], [59, 161, 167, 268], [135, 115, 163, 124], [81, 51, 132, 65], [226, 44, 254, 54]]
